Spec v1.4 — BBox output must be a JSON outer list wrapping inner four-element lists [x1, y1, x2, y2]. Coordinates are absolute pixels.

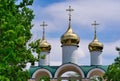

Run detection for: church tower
[[88, 21, 103, 65], [61, 6, 80, 64], [39, 21, 51, 66]]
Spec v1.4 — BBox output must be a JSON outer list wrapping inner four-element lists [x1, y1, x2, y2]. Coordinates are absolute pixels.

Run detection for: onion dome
[[39, 21, 51, 52], [88, 36, 103, 52], [61, 26, 79, 46], [39, 36, 51, 52], [61, 6, 80, 46], [88, 21, 103, 52]]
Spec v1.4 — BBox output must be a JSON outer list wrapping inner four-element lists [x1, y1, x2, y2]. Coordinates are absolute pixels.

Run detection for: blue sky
[[30, 0, 120, 66]]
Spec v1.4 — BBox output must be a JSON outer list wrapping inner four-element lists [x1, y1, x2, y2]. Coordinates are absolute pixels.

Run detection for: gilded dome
[[88, 21, 104, 52], [61, 26, 80, 46], [61, 6, 79, 46], [39, 21, 51, 52], [39, 37, 51, 52], [88, 37, 103, 52]]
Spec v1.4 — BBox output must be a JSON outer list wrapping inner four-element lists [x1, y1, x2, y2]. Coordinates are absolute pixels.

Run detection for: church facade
[[28, 6, 108, 81]]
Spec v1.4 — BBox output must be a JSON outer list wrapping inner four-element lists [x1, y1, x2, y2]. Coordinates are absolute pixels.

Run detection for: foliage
[[104, 47, 120, 81], [29, 39, 41, 61], [39, 76, 50, 81], [90, 76, 102, 81], [68, 73, 80, 81], [0, 0, 35, 81], [0, 76, 10, 81]]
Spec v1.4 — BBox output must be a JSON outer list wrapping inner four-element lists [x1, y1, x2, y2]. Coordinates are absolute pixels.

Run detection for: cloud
[[47, 38, 120, 65], [48, 38, 85, 65], [28, 37, 120, 66], [32, 0, 120, 32], [30, 0, 120, 66], [103, 40, 120, 56]]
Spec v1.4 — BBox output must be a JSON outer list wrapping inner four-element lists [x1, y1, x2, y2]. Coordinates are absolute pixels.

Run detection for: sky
[[30, 0, 120, 66]]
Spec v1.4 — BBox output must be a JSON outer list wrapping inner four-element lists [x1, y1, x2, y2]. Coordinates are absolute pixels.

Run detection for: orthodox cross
[[66, 6, 74, 22], [92, 21, 99, 37], [40, 21, 48, 39]]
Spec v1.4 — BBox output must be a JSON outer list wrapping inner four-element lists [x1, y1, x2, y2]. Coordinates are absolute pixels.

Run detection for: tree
[[0, 0, 36, 81], [39, 76, 50, 81], [90, 76, 102, 81], [29, 39, 41, 62], [104, 47, 120, 81], [67, 72, 80, 81]]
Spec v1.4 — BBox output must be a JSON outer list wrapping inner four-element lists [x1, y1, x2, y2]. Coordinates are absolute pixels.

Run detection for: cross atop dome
[[92, 21, 99, 39], [66, 6, 74, 26], [61, 6, 79, 47], [88, 21, 103, 53], [40, 21, 48, 40], [39, 21, 51, 53]]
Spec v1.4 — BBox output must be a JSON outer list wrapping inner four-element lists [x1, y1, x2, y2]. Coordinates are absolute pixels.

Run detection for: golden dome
[[39, 21, 51, 52], [88, 21, 104, 52], [61, 6, 79, 46], [61, 26, 80, 46], [88, 37, 103, 52], [39, 37, 51, 52]]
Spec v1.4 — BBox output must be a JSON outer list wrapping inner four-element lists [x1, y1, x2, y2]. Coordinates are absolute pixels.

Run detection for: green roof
[[80, 65, 108, 77], [29, 64, 108, 77], [29, 66, 59, 77]]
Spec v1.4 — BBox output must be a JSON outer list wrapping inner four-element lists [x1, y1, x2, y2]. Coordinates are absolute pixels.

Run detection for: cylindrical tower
[[88, 21, 103, 66], [39, 21, 51, 66], [61, 6, 80, 64]]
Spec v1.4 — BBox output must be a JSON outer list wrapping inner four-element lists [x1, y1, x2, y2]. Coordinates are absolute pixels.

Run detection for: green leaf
[[0, 0, 35, 81]]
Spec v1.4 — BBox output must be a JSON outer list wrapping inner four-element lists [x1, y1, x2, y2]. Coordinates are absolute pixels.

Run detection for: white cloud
[[103, 40, 120, 56], [32, 0, 120, 33], [48, 38, 62, 64], [28, 37, 120, 66], [30, 0, 120, 66], [46, 38, 120, 65]]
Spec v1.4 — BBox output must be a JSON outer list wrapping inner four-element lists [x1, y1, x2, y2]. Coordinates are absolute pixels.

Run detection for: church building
[[28, 6, 107, 81]]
